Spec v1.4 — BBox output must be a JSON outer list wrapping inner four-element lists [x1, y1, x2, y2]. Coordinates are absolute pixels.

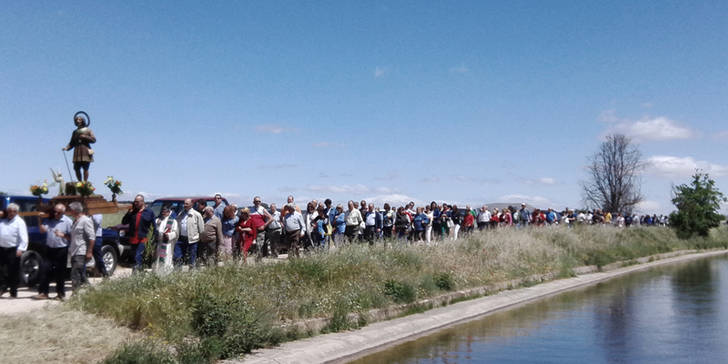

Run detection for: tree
[[669, 172, 726, 238], [582, 134, 644, 213]]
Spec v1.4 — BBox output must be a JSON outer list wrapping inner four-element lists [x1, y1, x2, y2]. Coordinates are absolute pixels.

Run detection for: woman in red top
[[502, 209, 513, 226], [490, 208, 500, 228], [462, 209, 475, 235], [236, 208, 256, 264]]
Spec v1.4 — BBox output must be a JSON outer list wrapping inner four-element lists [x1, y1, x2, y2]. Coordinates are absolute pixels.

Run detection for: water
[[353, 256, 728, 364]]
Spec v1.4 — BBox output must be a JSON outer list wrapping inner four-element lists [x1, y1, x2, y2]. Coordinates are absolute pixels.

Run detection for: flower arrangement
[[104, 176, 123, 202], [104, 176, 123, 194], [30, 181, 49, 197], [76, 181, 96, 197]]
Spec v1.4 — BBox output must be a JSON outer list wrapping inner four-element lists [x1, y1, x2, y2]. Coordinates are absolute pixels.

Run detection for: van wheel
[[20, 250, 42, 286], [101, 245, 118, 276]]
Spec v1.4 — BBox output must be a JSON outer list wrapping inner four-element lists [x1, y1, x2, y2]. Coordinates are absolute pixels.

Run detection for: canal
[[353, 255, 728, 363]]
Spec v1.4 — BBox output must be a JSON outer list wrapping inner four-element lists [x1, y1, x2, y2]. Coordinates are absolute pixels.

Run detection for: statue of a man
[[62, 113, 96, 182]]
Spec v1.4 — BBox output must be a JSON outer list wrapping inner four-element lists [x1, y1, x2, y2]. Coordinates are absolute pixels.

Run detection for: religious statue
[[62, 111, 96, 182]]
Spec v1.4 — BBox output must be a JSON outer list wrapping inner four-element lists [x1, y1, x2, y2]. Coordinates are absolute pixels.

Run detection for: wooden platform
[[50, 195, 120, 215]]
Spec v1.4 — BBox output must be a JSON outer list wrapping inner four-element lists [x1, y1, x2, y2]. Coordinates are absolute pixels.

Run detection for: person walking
[[265, 203, 282, 257], [121, 194, 156, 272], [175, 198, 204, 268], [200, 206, 223, 266], [91, 213, 109, 278], [424, 205, 434, 244], [34, 204, 72, 300], [67, 202, 94, 291], [212, 193, 226, 219], [0, 203, 27, 298], [345, 200, 363, 243], [363, 203, 380, 245], [413, 207, 429, 242], [236, 208, 257, 264], [283, 205, 305, 258], [517, 203, 531, 228], [395, 207, 411, 241], [153, 206, 178, 275], [220, 205, 238, 260], [332, 205, 346, 247]]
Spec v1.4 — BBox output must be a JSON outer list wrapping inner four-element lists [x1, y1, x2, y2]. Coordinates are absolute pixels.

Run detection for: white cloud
[[449, 64, 469, 74], [714, 130, 728, 140], [635, 200, 661, 214], [374, 187, 396, 194], [255, 124, 294, 134], [605, 115, 696, 141], [312, 141, 344, 148], [374, 66, 388, 78], [363, 194, 421, 207], [539, 177, 557, 185], [420, 177, 440, 183], [375, 171, 399, 181], [647, 155, 728, 178], [306, 184, 371, 194], [498, 194, 559, 208], [257, 163, 297, 170]]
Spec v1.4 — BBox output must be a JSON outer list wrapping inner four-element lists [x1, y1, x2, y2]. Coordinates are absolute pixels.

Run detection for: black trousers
[[364, 225, 377, 244], [345, 225, 358, 241], [0, 246, 20, 296], [39, 246, 68, 297]]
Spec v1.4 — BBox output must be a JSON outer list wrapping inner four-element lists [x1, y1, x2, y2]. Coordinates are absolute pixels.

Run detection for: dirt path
[[0, 267, 132, 315]]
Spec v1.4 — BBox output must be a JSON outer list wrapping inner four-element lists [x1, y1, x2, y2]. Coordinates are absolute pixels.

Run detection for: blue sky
[[2, 1, 727, 213]]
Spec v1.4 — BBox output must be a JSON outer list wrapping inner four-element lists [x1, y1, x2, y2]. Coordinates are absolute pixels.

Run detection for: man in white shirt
[[477, 205, 492, 230], [33, 203, 72, 300], [0, 203, 28, 298], [175, 199, 204, 268]]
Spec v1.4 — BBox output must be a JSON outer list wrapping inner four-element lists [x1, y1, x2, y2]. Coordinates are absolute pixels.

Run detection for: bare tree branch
[[582, 134, 644, 213]]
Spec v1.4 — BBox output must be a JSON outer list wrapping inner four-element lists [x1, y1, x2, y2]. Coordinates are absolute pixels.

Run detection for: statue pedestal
[[51, 195, 120, 215]]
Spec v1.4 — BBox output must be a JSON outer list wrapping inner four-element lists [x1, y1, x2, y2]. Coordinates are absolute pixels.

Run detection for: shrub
[[103, 340, 175, 364], [384, 279, 417, 304], [434, 272, 455, 291]]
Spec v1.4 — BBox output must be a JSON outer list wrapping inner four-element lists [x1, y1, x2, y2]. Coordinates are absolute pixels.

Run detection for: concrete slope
[[230, 249, 728, 364]]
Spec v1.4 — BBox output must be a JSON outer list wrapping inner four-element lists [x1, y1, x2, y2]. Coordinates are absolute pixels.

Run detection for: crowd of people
[[0, 192, 670, 300], [130, 194, 671, 271], [0, 202, 109, 299]]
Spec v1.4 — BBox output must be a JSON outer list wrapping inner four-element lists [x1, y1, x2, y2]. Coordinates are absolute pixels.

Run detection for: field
[[68, 225, 728, 363]]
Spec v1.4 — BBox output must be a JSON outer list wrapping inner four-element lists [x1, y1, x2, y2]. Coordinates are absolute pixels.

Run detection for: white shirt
[[478, 210, 492, 223], [0, 216, 28, 251]]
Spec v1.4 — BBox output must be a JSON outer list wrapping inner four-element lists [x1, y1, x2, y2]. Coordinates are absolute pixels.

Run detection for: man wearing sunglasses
[[34, 204, 73, 300]]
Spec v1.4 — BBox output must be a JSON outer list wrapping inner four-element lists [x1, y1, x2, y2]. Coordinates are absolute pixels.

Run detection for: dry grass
[[0, 306, 136, 363], [71, 225, 728, 362]]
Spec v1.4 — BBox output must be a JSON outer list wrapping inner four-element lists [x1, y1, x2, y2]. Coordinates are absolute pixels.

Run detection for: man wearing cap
[[517, 203, 531, 228], [213, 194, 226, 219]]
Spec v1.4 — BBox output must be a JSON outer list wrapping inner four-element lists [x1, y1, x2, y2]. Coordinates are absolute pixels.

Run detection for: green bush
[[384, 279, 417, 304], [79, 225, 728, 361], [103, 340, 175, 364], [434, 272, 455, 291]]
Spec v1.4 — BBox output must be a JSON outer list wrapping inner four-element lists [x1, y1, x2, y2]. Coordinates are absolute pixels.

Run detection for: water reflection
[[353, 256, 728, 364]]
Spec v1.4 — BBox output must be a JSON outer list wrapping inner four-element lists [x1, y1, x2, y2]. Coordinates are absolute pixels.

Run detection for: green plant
[[384, 279, 417, 304], [102, 340, 175, 364], [669, 172, 727, 238], [434, 272, 456, 291]]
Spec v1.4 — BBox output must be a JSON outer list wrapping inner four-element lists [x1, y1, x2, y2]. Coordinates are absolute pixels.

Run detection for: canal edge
[[229, 249, 728, 364]]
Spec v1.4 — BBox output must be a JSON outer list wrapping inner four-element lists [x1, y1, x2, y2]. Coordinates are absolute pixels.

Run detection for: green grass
[[72, 225, 728, 362]]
